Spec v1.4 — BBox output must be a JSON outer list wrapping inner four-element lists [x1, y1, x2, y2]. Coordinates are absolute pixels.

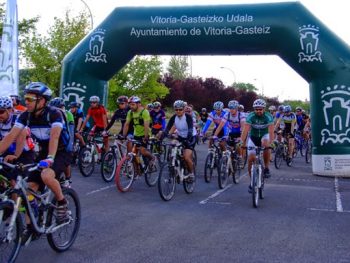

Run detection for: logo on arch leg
[[85, 29, 107, 63], [320, 85, 350, 145], [298, 25, 322, 63], [62, 82, 87, 109]]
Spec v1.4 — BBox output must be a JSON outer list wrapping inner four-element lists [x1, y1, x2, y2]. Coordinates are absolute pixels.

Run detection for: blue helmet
[[24, 82, 52, 101], [49, 97, 65, 108]]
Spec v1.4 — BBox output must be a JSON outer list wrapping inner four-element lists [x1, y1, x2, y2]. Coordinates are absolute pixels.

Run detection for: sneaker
[[56, 202, 69, 225], [248, 184, 253, 193], [264, 168, 271, 178]]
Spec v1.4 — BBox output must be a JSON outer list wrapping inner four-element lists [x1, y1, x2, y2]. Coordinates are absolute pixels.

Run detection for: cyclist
[[150, 101, 166, 136], [200, 101, 228, 151], [275, 105, 296, 165], [106, 95, 133, 135], [295, 107, 310, 139], [185, 104, 199, 141], [147, 103, 154, 112], [69, 101, 87, 147], [0, 82, 71, 230], [238, 104, 248, 118], [241, 99, 274, 192], [79, 95, 109, 153], [122, 96, 155, 165], [10, 94, 27, 114], [157, 100, 195, 179], [268, 105, 277, 118]]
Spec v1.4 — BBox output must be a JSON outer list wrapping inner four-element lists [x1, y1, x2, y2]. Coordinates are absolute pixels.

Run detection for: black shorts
[[178, 136, 196, 150], [282, 129, 294, 139], [133, 136, 148, 148], [228, 133, 241, 147], [250, 136, 263, 147], [212, 128, 225, 138]]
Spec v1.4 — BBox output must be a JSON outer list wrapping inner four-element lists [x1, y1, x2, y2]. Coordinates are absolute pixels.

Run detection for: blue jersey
[[202, 110, 228, 135], [225, 111, 245, 134]]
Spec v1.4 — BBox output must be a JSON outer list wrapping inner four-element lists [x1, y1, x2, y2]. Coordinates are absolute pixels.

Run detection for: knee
[[41, 168, 55, 183]]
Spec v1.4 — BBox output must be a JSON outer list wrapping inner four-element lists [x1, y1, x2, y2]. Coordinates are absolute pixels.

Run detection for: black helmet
[[117, 95, 128, 104], [49, 97, 65, 108], [69, 101, 79, 108]]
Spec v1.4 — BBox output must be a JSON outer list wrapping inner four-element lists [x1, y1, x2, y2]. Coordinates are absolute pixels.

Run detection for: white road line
[[334, 177, 344, 213], [86, 185, 115, 196], [207, 201, 232, 205], [308, 208, 350, 213], [199, 184, 233, 205]]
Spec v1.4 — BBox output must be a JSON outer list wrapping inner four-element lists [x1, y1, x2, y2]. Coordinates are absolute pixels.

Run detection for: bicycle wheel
[[47, 188, 81, 252], [78, 146, 95, 177], [115, 156, 135, 192], [251, 167, 259, 208], [0, 204, 22, 263], [218, 155, 229, 189], [292, 140, 298, 158], [305, 141, 312, 164], [183, 167, 196, 194], [192, 150, 197, 167], [259, 172, 265, 199], [300, 139, 306, 157], [158, 163, 176, 201], [274, 145, 284, 169], [232, 157, 241, 184], [145, 154, 161, 187], [241, 148, 248, 169], [100, 150, 117, 182], [204, 152, 215, 183]]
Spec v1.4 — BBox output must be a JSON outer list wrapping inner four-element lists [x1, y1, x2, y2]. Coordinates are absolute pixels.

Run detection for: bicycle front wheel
[[0, 203, 22, 263], [115, 156, 135, 192], [101, 150, 117, 182], [158, 163, 176, 201], [145, 154, 161, 187], [47, 188, 81, 252], [232, 157, 241, 184], [218, 155, 229, 189], [78, 146, 95, 177], [305, 141, 312, 164], [274, 145, 284, 169], [204, 153, 214, 183], [251, 167, 259, 208]]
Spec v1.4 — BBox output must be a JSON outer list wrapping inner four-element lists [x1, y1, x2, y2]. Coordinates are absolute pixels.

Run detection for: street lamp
[[80, 0, 94, 30], [220, 66, 237, 84]]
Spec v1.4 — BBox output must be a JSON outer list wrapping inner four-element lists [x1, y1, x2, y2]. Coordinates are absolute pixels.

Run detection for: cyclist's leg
[[247, 137, 257, 177], [261, 134, 271, 169], [288, 134, 295, 158], [182, 137, 196, 174]]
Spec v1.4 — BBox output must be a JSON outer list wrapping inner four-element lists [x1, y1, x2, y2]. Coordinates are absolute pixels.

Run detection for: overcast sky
[[11, 0, 350, 101]]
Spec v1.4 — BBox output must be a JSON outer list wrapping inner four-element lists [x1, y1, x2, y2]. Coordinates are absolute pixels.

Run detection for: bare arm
[[241, 123, 251, 145], [48, 126, 62, 158], [80, 114, 90, 131], [144, 120, 150, 139], [214, 120, 226, 137], [0, 126, 22, 155], [122, 120, 130, 137], [14, 129, 27, 158]]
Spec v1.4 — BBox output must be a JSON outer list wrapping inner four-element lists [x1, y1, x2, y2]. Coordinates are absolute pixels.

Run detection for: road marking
[[207, 201, 232, 205], [307, 208, 350, 213], [334, 177, 344, 213], [273, 177, 328, 183], [86, 185, 115, 196], [199, 184, 233, 205]]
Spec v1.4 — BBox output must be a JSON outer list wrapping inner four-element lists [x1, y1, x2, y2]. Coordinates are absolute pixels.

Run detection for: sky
[[11, 0, 350, 101]]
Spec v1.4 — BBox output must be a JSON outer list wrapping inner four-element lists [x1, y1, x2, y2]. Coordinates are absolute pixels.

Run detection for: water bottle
[[28, 194, 39, 218]]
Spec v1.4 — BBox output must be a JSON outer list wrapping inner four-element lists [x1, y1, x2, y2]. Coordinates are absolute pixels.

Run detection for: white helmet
[[0, 96, 13, 109], [213, 101, 224, 110], [128, 96, 141, 103], [268, 105, 276, 111], [89, 96, 100, 103], [253, 99, 266, 108], [173, 100, 185, 109], [228, 100, 239, 109]]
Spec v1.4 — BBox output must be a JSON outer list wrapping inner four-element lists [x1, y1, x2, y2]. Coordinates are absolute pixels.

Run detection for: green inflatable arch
[[60, 2, 350, 177]]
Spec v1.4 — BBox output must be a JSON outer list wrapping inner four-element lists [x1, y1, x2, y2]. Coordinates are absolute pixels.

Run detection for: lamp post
[[80, 0, 94, 30], [220, 66, 236, 84]]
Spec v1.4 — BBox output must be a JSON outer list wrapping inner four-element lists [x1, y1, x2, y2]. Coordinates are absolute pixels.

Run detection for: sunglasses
[[24, 96, 39, 103], [255, 108, 264, 112], [0, 109, 7, 115], [175, 108, 184, 112]]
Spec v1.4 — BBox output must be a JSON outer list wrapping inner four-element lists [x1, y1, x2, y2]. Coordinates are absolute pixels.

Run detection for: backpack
[[130, 109, 146, 127]]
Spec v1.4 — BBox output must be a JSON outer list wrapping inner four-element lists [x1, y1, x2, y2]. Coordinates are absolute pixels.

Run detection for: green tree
[[234, 82, 258, 92], [167, 55, 189, 80], [283, 100, 310, 113], [108, 55, 169, 110], [21, 10, 90, 95]]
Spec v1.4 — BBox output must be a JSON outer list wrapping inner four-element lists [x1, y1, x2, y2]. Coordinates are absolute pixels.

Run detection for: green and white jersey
[[246, 111, 274, 138]]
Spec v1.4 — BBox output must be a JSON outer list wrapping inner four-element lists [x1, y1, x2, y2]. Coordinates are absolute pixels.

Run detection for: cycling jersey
[[225, 111, 245, 135], [106, 107, 133, 134], [275, 111, 285, 129], [150, 109, 166, 131], [202, 110, 228, 136], [165, 113, 193, 139], [296, 113, 309, 131], [126, 108, 151, 137], [199, 112, 209, 123], [87, 105, 107, 128], [280, 112, 296, 134], [246, 112, 274, 138]]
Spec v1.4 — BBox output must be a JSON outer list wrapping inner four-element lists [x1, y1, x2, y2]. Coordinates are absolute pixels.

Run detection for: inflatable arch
[[60, 2, 350, 177]]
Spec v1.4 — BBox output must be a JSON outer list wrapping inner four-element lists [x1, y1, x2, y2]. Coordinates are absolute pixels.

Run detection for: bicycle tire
[[0, 204, 22, 263], [232, 158, 240, 184], [259, 172, 265, 199], [47, 188, 81, 252], [101, 150, 117, 182], [145, 154, 161, 187], [305, 141, 312, 164], [251, 166, 259, 208], [115, 156, 135, 192], [78, 146, 95, 177], [204, 152, 214, 183], [274, 145, 284, 169], [158, 163, 176, 201], [241, 148, 248, 169], [183, 166, 196, 194], [218, 155, 229, 189]]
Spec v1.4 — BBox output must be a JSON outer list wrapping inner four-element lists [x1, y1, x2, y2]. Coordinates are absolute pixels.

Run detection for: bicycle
[[78, 133, 105, 177], [293, 131, 307, 157], [115, 139, 161, 192], [305, 138, 312, 164], [0, 160, 81, 263], [148, 136, 166, 163], [274, 140, 289, 169], [246, 146, 270, 208], [203, 137, 224, 183], [218, 140, 242, 189], [101, 134, 126, 182], [158, 137, 196, 201]]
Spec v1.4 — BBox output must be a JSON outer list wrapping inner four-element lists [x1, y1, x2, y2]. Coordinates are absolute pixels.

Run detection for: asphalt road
[[15, 143, 350, 263]]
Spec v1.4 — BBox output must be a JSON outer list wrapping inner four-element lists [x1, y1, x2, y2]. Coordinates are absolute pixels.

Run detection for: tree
[[21, 10, 90, 95], [283, 99, 310, 112], [108, 55, 169, 110], [234, 82, 258, 92], [167, 55, 189, 80]]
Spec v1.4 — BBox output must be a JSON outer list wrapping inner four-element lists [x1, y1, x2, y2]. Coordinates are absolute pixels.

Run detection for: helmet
[[238, 104, 244, 111], [201, 108, 207, 112], [24, 82, 52, 101], [89, 96, 100, 103], [173, 100, 185, 109], [296, 106, 302, 111], [49, 97, 65, 108], [228, 100, 239, 109], [284, 105, 292, 113], [213, 101, 224, 110], [128, 96, 141, 103], [278, 105, 284, 111], [147, 103, 154, 109], [0, 96, 13, 109], [153, 101, 161, 108], [268, 105, 276, 111], [253, 99, 266, 108], [69, 101, 79, 108], [117, 95, 128, 104]]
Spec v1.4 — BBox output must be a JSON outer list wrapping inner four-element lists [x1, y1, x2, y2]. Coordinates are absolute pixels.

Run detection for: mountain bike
[[0, 160, 81, 263], [148, 136, 166, 163], [158, 137, 196, 201], [115, 139, 161, 192], [293, 131, 307, 157], [204, 137, 224, 183], [274, 140, 288, 169], [101, 134, 126, 182], [218, 142, 241, 189]]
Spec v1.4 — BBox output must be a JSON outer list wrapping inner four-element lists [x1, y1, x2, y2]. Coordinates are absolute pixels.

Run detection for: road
[[16, 143, 350, 263]]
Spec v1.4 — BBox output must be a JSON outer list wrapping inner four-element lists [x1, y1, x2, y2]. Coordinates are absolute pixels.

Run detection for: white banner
[[0, 0, 18, 96]]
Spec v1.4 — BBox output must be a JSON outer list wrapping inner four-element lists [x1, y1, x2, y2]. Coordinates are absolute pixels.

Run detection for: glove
[[39, 157, 54, 168]]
